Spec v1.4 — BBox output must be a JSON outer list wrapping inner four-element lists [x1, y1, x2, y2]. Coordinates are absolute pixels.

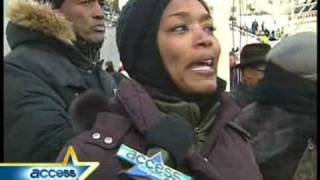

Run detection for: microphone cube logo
[[116, 144, 192, 180]]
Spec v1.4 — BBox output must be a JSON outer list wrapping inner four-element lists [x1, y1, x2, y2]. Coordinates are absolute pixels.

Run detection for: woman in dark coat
[[57, 0, 262, 179]]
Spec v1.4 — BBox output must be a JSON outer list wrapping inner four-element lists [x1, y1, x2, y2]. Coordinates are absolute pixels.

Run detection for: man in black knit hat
[[230, 43, 271, 108], [4, 0, 116, 162]]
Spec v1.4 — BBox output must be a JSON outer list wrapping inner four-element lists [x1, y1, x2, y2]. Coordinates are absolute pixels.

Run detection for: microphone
[[117, 113, 194, 180], [144, 113, 194, 166], [116, 144, 192, 180]]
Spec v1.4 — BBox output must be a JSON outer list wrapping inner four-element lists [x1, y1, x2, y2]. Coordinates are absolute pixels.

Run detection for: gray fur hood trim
[[7, 0, 76, 45]]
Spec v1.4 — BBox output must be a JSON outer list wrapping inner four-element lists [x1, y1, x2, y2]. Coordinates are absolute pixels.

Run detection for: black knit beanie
[[37, 0, 65, 8], [116, 0, 212, 97]]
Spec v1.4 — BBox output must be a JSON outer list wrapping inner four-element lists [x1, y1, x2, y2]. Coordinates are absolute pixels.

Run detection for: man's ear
[[69, 90, 110, 132]]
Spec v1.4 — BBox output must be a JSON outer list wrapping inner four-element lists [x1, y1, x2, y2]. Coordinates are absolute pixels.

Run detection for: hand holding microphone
[[145, 113, 194, 168], [116, 79, 194, 179], [116, 113, 194, 180]]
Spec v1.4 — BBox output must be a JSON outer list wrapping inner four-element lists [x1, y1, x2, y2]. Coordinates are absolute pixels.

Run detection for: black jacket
[[235, 103, 316, 180], [230, 82, 256, 108], [4, 0, 116, 162], [235, 63, 317, 180]]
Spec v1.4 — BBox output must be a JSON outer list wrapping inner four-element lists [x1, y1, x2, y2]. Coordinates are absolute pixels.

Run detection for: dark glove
[[145, 113, 194, 166], [116, 79, 193, 166]]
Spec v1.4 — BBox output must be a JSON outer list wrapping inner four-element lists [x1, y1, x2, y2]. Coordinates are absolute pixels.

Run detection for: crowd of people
[[3, 0, 316, 180], [236, 19, 286, 44]]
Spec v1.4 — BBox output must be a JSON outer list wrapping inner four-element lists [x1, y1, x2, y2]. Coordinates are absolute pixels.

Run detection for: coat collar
[[200, 92, 242, 156]]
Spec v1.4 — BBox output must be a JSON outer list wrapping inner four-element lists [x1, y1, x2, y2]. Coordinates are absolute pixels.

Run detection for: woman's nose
[[193, 27, 213, 48]]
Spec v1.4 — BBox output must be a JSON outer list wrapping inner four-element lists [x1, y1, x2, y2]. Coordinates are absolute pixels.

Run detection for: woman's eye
[[205, 25, 216, 34], [80, 0, 89, 4], [171, 25, 188, 33], [99, 0, 105, 6], [80, 0, 92, 4]]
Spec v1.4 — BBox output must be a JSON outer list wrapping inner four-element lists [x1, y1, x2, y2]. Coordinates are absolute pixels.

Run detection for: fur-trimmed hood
[[7, 0, 76, 45]]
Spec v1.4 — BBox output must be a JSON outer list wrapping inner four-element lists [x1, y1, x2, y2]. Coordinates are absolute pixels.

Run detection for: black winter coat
[[230, 83, 256, 108], [4, 0, 116, 162], [235, 103, 316, 180], [235, 62, 317, 180]]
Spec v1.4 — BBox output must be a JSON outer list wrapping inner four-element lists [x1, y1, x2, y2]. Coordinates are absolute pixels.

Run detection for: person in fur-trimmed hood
[[4, 0, 117, 162], [235, 32, 317, 180], [56, 0, 263, 179]]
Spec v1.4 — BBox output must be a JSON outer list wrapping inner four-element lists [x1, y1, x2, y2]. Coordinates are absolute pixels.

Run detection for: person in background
[[56, 0, 262, 179], [269, 30, 278, 41], [261, 21, 265, 32], [4, 0, 116, 162], [264, 28, 270, 37], [235, 32, 317, 180], [230, 43, 271, 108], [117, 62, 129, 78], [106, 61, 130, 85], [105, 60, 115, 73], [229, 50, 240, 90], [251, 19, 259, 34]]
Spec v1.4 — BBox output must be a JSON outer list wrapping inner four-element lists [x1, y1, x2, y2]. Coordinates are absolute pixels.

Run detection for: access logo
[[0, 146, 99, 180]]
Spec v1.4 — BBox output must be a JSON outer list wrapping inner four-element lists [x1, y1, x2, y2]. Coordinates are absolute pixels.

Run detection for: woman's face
[[158, 0, 221, 95]]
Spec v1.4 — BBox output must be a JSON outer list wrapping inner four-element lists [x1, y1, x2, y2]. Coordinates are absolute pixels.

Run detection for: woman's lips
[[190, 59, 215, 75]]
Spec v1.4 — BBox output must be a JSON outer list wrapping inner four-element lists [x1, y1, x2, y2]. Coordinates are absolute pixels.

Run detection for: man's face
[[229, 54, 237, 68], [59, 0, 105, 43], [241, 67, 265, 89]]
